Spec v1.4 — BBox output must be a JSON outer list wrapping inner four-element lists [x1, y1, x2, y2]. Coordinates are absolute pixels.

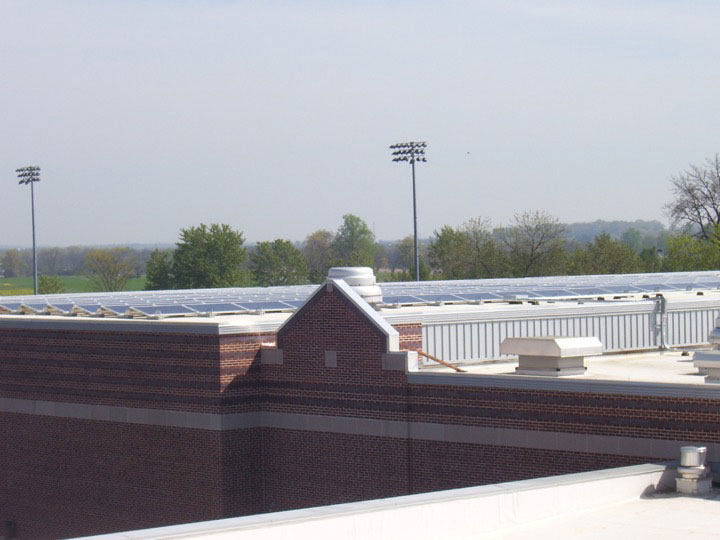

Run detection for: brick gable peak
[[277, 277, 400, 353]]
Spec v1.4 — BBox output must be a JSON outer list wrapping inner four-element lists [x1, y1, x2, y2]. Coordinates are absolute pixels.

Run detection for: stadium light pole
[[16, 166, 41, 295], [390, 141, 427, 281]]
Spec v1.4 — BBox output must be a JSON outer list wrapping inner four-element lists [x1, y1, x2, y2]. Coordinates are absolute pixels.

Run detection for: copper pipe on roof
[[417, 350, 466, 373]]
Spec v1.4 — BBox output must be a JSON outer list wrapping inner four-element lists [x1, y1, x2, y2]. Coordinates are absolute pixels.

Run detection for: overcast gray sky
[[2, 0, 719, 246]]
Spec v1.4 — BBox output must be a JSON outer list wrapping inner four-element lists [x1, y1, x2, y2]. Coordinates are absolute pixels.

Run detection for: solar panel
[[47, 303, 77, 315], [381, 295, 424, 305], [182, 303, 247, 314], [21, 303, 49, 314], [635, 284, 679, 292], [563, 287, 611, 295], [415, 294, 466, 303], [281, 300, 306, 308], [236, 301, 294, 311], [73, 304, 103, 315], [0, 302, 23, 313], [99, 305, 130, 316], [455, 292, 502, 301], [665, 282, 699, 290], [530, 289, 575, 298], [128, 305, 198, 317], [593, 286, 641, 294], [1, 270, 719, 319]]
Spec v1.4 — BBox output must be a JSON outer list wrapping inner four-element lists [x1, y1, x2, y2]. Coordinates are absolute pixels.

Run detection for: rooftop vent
[[676, 446, 711, 495], [327, 267, 383, 305]]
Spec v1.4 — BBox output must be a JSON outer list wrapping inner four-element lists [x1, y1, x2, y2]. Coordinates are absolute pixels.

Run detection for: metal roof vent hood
[[327, 267, 383, 305]]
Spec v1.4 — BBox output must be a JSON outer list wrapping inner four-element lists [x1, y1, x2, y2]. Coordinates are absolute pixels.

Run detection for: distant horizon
[[0, 217, 669, 250]]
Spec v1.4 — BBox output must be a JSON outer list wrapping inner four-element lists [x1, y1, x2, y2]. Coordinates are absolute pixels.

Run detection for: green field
[[0, 276, 147, 296]]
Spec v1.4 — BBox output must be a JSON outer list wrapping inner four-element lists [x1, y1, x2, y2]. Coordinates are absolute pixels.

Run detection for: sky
[[2, 0, 720, 247]]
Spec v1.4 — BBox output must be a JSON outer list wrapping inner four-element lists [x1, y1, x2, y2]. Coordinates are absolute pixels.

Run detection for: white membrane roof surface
[[1, 270, 720, 319], [425, 349, 713, 386]]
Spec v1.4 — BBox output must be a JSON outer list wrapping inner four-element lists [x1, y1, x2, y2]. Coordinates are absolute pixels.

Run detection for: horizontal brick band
[[1, 397, 714, 460]]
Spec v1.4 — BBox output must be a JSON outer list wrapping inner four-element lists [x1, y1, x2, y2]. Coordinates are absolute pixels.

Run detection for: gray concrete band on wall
[[2, 396, 716, 461]]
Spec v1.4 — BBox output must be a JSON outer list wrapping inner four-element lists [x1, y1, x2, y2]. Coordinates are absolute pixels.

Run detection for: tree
[[65, 246, 88, 275], [461, 218, 508, 278], [84, 248, 137, 292], [303, 229, 335, 283], [569, 234, 642, 275], [386, 236, 431, 280], [500, 211, 567, 277], [38, 275, 65, 294], [639, 248, 663, 273], [145, 249, 174, 290], [666, 154, 720, 239], [393, 236, 415, 272], [250, 239, 308, 286], [1, 250, 25, 277], [171, 223, 250, 289], [664, 234, 719, 271], [39, 247, 63, 275], [620, 228, 643, 252], [332, 214, 376, 267], [429, 225, 472, 279], [374, 242, 389, 272]]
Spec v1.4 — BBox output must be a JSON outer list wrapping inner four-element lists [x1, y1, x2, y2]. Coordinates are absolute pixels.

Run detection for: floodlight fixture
[[389, 141, 427, 281], [15, 166, 41, 295]]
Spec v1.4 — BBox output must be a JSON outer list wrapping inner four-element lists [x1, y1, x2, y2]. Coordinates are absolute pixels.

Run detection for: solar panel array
[[1, 271, 719, 319]]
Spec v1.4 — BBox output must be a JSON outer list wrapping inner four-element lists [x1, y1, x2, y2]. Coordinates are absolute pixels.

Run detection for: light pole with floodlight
[[390, 142, 427, 281], [16, 166, 41, 295]]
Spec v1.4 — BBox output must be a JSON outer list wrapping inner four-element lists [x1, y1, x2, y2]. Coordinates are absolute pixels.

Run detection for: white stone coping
[[382, 351, 419, 372], [407, 370, 720, 398], [75, 463, 677, 540], [500, 336, 603, 358], [0, 312, 290, 335]]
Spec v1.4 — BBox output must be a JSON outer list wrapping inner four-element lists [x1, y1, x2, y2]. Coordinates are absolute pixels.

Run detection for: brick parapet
[[393, 323, 422, 352], [0, 327, 273, 413], [275, 288, 407, 388], [407, 383, 720, 443]]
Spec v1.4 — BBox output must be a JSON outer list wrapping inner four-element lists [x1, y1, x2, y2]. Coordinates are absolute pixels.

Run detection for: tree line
[[0, 212, 713, 293], [4, 152, 720, 292]]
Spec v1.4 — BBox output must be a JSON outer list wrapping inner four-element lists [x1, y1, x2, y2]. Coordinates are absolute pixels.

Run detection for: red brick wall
[[0, 327, 272, 413], [408, 384, 720, 445], [0, 411, 262, 540], [409, 439, 647, 494], [276, 285, 405, 388], [260, 428, 410, 513], [257, 429, 646, 512], [394, 323, 422, 352]]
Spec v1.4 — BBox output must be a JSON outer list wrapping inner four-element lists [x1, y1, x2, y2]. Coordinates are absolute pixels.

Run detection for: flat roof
[[428, 349, 709, 386], [498, 491, 720, 539], [77, 463, 718, 540]]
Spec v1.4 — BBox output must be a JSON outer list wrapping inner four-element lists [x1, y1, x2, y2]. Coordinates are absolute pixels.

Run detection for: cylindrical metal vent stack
[[327, 267, 383, 305], [676, 446, 712, 495]]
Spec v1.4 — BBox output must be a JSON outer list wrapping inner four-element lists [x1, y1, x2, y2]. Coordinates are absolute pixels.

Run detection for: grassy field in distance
[[0, 276, 147, 296]]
